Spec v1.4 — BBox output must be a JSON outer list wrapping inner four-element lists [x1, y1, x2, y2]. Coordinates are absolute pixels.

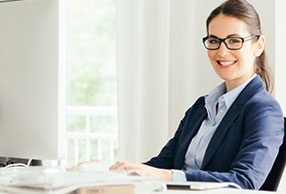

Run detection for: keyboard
[[0, 166, 148, 190]]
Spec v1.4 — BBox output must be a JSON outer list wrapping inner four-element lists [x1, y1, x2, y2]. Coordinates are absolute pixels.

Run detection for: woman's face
[[207, 14, 264, 91]]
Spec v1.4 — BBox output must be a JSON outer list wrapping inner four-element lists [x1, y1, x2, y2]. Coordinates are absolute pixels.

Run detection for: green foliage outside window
[[67, 0, 116, 106], [66, 0, 117, 166]]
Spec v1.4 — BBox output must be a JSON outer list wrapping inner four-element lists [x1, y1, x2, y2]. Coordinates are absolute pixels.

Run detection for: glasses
[[202, 35, 259, 50]]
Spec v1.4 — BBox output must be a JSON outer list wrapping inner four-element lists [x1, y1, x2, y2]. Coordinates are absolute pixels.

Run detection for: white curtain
[[116, 0, 171, 162], [116, 0, 275, 162]]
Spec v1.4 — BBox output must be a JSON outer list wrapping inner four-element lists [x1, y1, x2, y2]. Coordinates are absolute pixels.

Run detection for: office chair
[[260, 117, 286, 191]]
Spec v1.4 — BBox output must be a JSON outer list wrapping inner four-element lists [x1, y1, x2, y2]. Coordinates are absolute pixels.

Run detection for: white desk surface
[[0, 186, 280, 194], [0, 165, 283, 194]]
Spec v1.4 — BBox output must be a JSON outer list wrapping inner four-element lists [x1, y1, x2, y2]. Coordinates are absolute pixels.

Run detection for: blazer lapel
[[201, 76, 265, 169], [174, 104, 207, 169], [201, 103, 241, 169]]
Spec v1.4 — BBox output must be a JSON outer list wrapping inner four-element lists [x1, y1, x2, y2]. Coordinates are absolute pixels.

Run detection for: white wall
[[275, 0, 286, 115], [276, 0, 286, 192]]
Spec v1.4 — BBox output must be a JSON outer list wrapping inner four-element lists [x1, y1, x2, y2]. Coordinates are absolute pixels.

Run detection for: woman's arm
[[184, 99, 284, 189]]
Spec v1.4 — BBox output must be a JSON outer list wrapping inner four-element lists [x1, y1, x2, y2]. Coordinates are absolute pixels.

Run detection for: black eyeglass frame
[[202, 35, 260, 50]]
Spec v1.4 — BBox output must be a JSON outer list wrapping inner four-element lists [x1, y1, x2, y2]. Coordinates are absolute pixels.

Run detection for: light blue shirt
[[172, 74, 257, 181]]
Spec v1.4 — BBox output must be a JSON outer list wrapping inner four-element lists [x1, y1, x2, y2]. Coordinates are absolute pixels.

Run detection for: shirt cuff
[[172, 169, 187, 182]]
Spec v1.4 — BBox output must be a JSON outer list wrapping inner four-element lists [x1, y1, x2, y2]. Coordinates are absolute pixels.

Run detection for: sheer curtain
[[116, 0, 276, 162], [116, 0, 219, 162], [116, 0, 171, 162]]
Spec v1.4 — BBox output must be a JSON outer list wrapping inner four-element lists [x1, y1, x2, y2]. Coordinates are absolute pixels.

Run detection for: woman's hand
[[69, 160, 109, 171], [110, 161, 172, 182]]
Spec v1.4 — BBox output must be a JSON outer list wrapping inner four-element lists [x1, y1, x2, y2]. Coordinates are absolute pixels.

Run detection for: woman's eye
[[228, 38, 241, 44], [208, 39, 220, 45]]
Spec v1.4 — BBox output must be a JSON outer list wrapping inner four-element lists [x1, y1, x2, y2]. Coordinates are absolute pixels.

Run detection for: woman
[[110, 0, 284, 190]]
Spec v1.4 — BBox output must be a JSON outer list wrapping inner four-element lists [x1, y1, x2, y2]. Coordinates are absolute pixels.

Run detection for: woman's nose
[[216, 42, 230, 57]]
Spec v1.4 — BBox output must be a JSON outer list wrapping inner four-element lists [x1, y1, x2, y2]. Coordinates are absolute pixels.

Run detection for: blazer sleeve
[[184, 98, 284, 190]]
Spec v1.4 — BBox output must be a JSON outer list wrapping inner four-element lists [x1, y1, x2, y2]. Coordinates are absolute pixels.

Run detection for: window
[[65, 0, 117, 167]]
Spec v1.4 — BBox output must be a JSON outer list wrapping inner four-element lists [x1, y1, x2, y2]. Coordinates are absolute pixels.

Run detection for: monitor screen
[[0, 0, 66, 160]]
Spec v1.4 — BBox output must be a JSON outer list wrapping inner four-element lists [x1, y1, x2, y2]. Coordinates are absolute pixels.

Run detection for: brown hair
[[206, 0, 272, 92]]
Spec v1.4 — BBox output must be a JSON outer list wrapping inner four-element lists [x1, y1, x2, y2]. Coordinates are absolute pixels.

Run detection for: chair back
[[260, 117, 286, 191]]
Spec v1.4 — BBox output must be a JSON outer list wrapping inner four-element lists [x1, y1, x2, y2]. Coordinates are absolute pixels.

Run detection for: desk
[[0, 166, 281, 194], [0, 185, 281, 194]]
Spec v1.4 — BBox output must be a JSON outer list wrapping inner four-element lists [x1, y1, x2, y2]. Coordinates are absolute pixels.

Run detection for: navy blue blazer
[[145, 76, 284, 190]]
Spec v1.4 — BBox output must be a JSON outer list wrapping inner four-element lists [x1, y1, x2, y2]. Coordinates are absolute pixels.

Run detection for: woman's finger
[[110, 161, 126, 170]]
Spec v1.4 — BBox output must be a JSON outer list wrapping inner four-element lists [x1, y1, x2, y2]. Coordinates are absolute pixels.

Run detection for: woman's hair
[[206, 0, 272, 92]]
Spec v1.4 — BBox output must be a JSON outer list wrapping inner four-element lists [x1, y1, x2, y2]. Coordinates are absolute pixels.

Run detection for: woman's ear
[[254, 35, 265, 57]]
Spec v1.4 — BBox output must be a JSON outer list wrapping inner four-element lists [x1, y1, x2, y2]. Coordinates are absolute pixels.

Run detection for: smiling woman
[[206, 14, 266, 92], [109, 0, 284, 190]]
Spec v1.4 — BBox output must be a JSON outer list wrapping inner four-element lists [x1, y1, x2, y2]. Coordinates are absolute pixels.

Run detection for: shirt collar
[[223, 73, 257, 108], [205, 74, 257, 120], [205, 83, 226, 121]]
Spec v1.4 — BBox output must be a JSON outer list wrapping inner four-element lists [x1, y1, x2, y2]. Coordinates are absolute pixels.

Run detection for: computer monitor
[[0, 0, 66, 160]]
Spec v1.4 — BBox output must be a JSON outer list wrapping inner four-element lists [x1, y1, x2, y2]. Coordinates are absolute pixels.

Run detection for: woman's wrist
[[161, 169, 172, 182]]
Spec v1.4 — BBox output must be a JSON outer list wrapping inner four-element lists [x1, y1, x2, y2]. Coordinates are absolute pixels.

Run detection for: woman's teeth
[[217, 60, 236, 66]]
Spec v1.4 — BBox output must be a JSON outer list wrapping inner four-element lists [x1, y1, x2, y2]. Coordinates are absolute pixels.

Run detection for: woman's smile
[[216, 60, 237, 66]]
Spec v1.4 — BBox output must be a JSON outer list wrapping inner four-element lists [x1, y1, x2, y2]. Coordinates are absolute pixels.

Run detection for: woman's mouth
[[216, 60, 237, 66]]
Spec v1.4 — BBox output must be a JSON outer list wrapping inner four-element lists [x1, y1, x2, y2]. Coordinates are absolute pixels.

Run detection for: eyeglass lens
[[205, 37, 243, 50]]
